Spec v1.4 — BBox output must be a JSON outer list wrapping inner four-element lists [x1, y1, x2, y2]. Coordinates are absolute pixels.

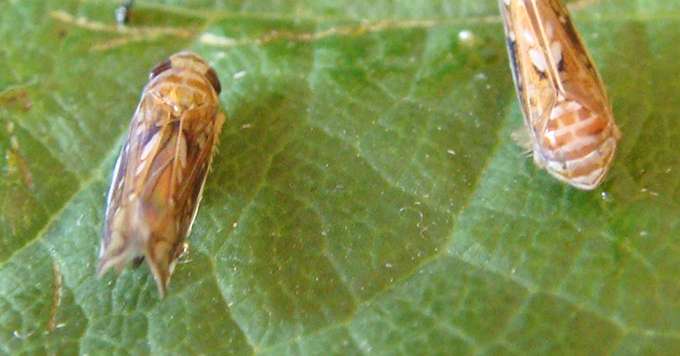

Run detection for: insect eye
[[149, 59, 172, 80], [205, 68, 221, 94]]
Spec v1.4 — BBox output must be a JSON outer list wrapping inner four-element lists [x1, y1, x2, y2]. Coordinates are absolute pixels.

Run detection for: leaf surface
[[1, 0, 679, 354]]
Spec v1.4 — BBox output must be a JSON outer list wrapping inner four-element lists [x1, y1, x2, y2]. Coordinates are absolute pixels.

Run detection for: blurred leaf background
[[1, 0, 679, 354]]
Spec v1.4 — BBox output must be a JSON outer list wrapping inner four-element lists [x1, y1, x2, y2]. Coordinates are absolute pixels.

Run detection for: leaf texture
[[1, 0, 679, 354]]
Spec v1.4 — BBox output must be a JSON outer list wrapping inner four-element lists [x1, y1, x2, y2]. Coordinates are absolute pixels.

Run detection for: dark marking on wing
[[557, 55, 565, 72], [535, 67, 548, 80], [132, 256, 145, 267], [507, 38, 523, 92], [141, 124, 161, 146], [149, 59, 172, 80], [551, 1, 596, 76], [205, 67, 221, 94]]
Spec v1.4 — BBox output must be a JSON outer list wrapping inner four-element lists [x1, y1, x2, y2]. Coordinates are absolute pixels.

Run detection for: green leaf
[[1, 0, 679, 354]]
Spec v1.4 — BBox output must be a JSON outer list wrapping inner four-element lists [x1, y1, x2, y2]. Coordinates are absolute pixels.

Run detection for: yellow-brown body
[[99, 52, 224, 296], [500, 0, 620, 190]]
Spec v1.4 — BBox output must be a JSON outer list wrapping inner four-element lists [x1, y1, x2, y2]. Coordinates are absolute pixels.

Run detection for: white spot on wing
[[551, 41, 563, 67], [550, 105, 565, 119], [177, 133, 188, 168], [141, 132, 161, 160], [522, 29, 536, 45], [135, 162, 146, 176], [529, 48, 547, 72], [546, 22, 555, 38], [565, 101, 582, 112], [105, 147, 125, 214]]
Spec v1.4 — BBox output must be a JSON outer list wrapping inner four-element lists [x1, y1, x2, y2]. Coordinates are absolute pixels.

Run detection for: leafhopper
[[499, 0, 620, 190], [99, 52, 224, 296]]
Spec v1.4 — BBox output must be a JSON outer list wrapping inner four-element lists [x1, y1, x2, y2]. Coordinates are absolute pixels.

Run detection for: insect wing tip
[[146, 255, 172, 298], [155, 280, 167, 299], [97, 243, 134, 277], [96, 256, 115, 278], [152, 273, 169, 299]]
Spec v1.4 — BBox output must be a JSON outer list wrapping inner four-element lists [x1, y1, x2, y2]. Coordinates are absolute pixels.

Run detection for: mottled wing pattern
[[499, 0, 620, 190], [500, 0, 551, 130], [100, 52, 224, 297], [101, 101, 152, 268], [174, 105, 223, 238]]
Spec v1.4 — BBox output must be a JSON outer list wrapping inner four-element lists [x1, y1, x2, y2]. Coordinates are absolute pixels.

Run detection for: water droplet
[[640, 188, 659, 197], [600, 191, 611, 202], [458, 30, 476, 46], [13, 330, 34, 339]]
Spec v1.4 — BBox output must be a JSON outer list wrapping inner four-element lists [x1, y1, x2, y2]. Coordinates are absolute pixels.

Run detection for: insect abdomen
[[538, 99, 619, 189]]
